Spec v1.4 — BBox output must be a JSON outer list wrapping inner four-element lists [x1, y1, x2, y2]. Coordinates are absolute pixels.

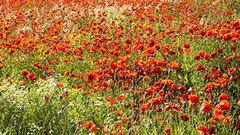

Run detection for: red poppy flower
[[144, 75, 151, 82], [189, 95, 199, 104], [146, 47, 155, 55], [209, 125, 216, 135], [84, 121, 93, 129], [236, 122, 240, 131], [218, 93, 228, 101], [105, 96, 118, 105], [213, 108, 223, 115], [216, 100, 230, 111], [178, 85, 186, 91], [60, 91, 68, 99], [116, 110, 122, 116], [197, 125, 209, 135], [151, 98, 161, 105], [147, 39, 155, 47], [27, 73, 36, 81], [196, 65, 205, 72], [171, 83, 177, 90], [200, 101, 212, 113], [217, 48, 223, 53], [168, 61, 180, 71], [181, 113, 189, 122], [110, 63, 118, 70], [183, 43, 190, 49], [164, 128, 171, 135], [86, 72, 96, 82], [56, 82, 63, 88], [229, 67, 237, 74], [75, 119, 84, 126], [0, 63, 4, 69], [140, 103, 151, 113], [232, 21, 240, 29], [222, 116, 233, 126], [145, 86, 155, 95], [21, 69, 29, 77], [125, 38, 131, 44], [117, 95, 125, 101], [213, 114, 224, 121], [18, 80, 26, 86]]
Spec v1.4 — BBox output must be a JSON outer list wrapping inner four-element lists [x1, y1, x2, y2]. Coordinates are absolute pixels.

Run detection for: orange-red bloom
[[168, 61, 180, 71], [21, 69, 29, 77], [86, 72, 96, 82], [0, 63, 4, 69], [84, 121, 93, 129], [56, 82, 63, 88], [200, 101, 212, 113], [222, 116, 233, 126], [218, 93, 228, 101], [181, 113, 189, 122], [197, 125, 209, 135], [236, 122, 240, 131], [164, 128, 171, 135], [189, 95, 199, 104], [183, 43, 190, 49], [27, 73, 36, 81], [216, 100, 230, 111], [196, 65, 205, 72], [116, 110, 122, 116]]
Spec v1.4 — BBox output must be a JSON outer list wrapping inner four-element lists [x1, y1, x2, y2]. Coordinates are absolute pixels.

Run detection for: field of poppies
[[0, 0, 239, 134]]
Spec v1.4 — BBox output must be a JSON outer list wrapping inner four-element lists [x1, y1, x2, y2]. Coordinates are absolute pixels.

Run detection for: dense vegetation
[[0, 0, 239, 134]]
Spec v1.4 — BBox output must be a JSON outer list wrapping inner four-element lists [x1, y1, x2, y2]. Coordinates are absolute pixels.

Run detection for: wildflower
[[75, 119, 84, 126], [60, 91, 68, 99], [86, 72, 96, 82], [140, 103, 151, 113], [229, 67, 236, 74], [168, 61, 180, 71], [196, 65, 205, 72], [21, 69, 29, 77], [125, 38, 131, 44], [183, 43, 190, 49], [189, 95, 199, 104], [178, 85, 186, 91], [200, 101, 212, 113], [216, 100, 230, 111], [222, 116, 233, 126], [197, 125, 209, 135], [84, 121, 93, 129], [105, 96, 118, 105], [218, 93, 228, 101], [147, 39, 155, 47], [27, 73, 36, 81], [116, 110, 122, 116], [0, 63, 4, 68], [236, 122, 240, 131], [56, 82, 63, 88], [164, 128, 171, 135], [19, 81, 26, 86], [209, 125, 216, 135], [231, 21, 240, 29], [151, 98, 161, 105], [181, 113, 189, 122], [117, 95, 125, 101], [171, 83, 177, 90]]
